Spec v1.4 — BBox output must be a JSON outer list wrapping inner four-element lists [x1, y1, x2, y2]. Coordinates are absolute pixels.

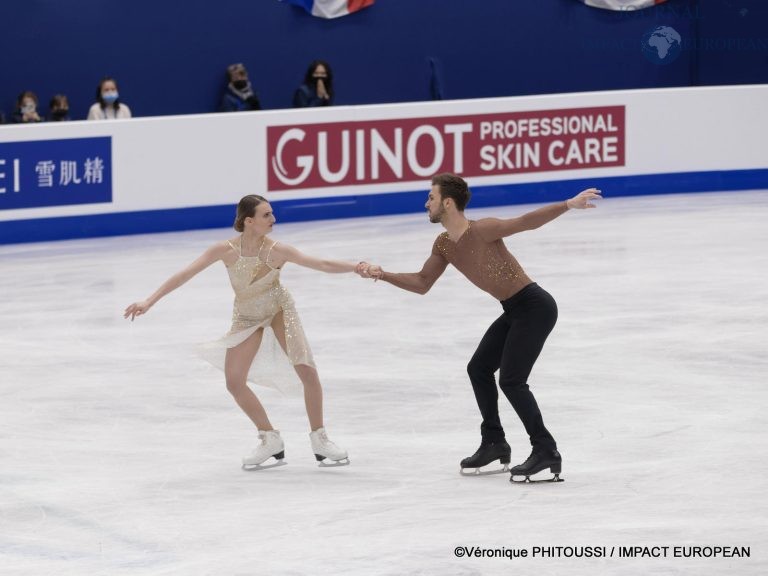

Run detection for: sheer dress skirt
[[198, 283, 314, 396]]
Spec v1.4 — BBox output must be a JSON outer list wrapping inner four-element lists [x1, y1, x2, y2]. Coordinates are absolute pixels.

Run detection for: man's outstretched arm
[[475, 188, 602, 242], [359, 253, 448, 295]]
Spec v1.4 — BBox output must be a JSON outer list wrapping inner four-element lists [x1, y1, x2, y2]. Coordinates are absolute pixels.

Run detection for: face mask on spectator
[[232, 79, 248, 90], [52, 109, 69, 119], [21, 104, 36, 114], [102, 91, 119, 104]]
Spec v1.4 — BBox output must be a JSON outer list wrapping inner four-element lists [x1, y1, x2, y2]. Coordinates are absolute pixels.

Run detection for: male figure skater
[[358, 173, 600, 482]]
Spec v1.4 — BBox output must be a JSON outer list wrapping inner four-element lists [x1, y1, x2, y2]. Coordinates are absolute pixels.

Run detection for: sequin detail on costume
[[197, 237, 314, 396], [431, 221, 532, 301]]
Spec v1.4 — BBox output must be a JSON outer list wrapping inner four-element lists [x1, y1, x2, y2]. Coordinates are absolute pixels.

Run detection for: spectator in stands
[[48, 94, 71, 122], [220, 63, 261, 112], [293, 60, 334, 108], [12, 91, 44, 123], [88, 77, 132, 120]]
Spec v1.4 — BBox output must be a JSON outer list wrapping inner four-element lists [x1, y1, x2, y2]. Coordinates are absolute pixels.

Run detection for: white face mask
[[21, 104, 36, 114]]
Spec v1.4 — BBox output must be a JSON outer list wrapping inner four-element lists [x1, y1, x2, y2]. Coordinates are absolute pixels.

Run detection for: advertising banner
[[0, 137, 112, 210]]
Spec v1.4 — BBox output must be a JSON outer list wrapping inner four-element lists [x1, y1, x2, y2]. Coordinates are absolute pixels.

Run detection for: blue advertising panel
[[0, 137, 112, 210]]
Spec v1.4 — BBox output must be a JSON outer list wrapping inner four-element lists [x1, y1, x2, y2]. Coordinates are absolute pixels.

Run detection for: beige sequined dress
[[198, 238, 314, 395]]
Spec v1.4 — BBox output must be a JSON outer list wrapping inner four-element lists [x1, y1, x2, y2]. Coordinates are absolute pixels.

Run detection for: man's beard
[[428, 206, 444, 224]]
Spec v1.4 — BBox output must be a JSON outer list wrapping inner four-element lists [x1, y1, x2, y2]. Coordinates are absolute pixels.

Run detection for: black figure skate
[[509, 449, 563, 483], [460, 440, 511, 476]]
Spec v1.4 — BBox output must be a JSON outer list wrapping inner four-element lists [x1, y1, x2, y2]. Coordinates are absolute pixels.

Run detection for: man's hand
[[566, 188, 602, 210], [356, 262, 383, 280]]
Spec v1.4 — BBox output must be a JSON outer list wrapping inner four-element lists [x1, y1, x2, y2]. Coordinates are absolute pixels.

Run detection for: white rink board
[[1, 84, 767, 224]]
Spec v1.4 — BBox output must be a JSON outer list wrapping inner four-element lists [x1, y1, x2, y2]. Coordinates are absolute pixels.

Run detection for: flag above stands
[[281, 0, 375, 19], [578, 0, 668, 9]]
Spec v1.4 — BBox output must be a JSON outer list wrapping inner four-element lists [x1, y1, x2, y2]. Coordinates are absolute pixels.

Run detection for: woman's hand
[[316, 78, 329, 100], [124, 300, 152, 321], [357, 262, 383, 280]]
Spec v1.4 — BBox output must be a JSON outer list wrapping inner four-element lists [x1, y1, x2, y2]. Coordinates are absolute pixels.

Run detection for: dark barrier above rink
[[1, 0, 766, 121]]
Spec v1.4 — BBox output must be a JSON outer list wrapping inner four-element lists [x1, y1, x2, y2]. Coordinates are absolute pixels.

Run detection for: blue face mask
[[102, 91, 119, 104]]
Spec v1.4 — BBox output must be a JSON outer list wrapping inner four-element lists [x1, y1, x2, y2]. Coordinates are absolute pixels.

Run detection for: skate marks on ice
[[2, 190, 768, 574]]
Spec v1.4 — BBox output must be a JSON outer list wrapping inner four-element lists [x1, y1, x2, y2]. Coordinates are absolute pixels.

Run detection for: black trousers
[[466, 283, 558, 451]]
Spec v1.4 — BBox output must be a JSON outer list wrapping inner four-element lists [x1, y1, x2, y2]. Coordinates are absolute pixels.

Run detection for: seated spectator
[[48, 94, 71, 122], [293, 60, 333, 108], [220, 63, 261, 112], [88, 77, 132, 120], [12, 91, 44, 123]]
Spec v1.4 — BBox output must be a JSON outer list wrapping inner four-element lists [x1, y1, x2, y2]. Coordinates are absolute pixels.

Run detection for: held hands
[[566, 188, 602, 210], [355, 261, 383, 281], [124, 300, 152, 321]]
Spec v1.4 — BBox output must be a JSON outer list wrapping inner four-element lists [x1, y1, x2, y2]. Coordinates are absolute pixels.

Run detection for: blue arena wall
[[1, 0, 766, 121]]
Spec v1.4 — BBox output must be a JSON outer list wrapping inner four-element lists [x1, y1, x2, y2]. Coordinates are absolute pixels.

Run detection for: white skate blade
[[317, 457, 350, 468], [242, 459, 287, 472], [460, 462, 510, 477], [510, 472, 564, 484]]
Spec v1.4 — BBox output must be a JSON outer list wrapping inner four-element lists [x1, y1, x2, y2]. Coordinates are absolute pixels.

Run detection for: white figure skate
[[309, 428, 349, 467], [242, 430, 286, 471]]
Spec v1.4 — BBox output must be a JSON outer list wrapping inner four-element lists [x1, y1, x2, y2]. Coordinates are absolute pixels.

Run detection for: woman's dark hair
[[234, 194, 268, 231], [432, 173, 471, 211], [49, 94, 69, 110], [16, 91, 39, 107], [95, 77, 122, 111], [303, 60, 333, 96]]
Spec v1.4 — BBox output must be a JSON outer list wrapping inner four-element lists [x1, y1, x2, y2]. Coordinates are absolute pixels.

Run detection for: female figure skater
[[125, 195, 358, 470]]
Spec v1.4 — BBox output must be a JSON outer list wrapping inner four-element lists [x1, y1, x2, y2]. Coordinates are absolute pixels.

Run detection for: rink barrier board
[[2, 85, 767, 245], [2, 167, 766, 244]]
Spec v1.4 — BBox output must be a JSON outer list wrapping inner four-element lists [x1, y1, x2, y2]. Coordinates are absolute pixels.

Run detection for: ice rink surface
[[1, 190, 767, 575]]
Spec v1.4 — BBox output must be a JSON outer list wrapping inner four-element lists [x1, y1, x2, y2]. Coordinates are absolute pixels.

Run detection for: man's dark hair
[[432, 173, 471, 211]]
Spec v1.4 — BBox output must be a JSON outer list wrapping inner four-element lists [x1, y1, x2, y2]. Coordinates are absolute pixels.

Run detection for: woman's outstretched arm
[[272, 243, 360, 274], [124, 241, 231, 320]]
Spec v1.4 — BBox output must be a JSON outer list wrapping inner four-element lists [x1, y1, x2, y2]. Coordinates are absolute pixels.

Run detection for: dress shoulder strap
[[227, 239, 241, 256], [265, 240, 278, 266]]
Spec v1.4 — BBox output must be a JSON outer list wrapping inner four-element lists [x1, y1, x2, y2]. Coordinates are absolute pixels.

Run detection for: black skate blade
[[317, 457, 350, 468], [510, 472, 564, 484], [460, 462, 510, 477]]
